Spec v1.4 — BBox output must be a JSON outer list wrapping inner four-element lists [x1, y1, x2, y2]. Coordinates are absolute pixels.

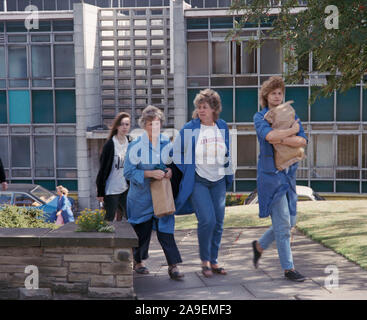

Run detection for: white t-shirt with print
[[105, 135, 129, 195], [195, 124, 226, 182]]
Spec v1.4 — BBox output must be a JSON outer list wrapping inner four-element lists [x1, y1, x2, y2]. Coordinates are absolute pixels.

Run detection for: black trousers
[[103, 191, 128, 221], [132, 217, 182, 266]]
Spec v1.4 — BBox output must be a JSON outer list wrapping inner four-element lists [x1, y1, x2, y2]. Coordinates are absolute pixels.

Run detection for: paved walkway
[[133, 227, 367, 300]]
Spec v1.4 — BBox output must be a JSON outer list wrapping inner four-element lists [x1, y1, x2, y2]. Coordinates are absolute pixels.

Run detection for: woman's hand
[[56, 211, 61, 216], [164, 168, 172, 179], [97, 197, 104, 203], [145, 170, 165, 180], [291, 119, 300, 134]]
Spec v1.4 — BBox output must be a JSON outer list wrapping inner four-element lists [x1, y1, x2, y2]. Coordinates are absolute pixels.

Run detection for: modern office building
[[0, 0, 366, 210]]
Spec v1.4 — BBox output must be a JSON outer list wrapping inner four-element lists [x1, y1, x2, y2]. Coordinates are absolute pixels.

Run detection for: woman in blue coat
[[172, 89, 233, 278], [55, 185, 74, 224], [124, 105, 184, 281], [252, 76, 307, 282]]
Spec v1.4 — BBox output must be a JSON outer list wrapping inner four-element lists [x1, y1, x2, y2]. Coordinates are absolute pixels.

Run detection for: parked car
[[244, 186, 325, 205], [0, 184, 76, 222]]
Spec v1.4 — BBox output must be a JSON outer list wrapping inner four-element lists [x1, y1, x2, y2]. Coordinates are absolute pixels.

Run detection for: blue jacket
[[172, 118, 234, 215], [123, 132, 175, 234], [254, 107, 308, 218], [56, 195, 74, 223]]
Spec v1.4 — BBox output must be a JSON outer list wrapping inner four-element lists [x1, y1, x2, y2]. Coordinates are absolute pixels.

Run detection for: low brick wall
[[0, 222, 138, 300]]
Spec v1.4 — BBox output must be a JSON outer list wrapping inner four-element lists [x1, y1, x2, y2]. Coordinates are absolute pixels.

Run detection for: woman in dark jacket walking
[[96, 112, 132, 222]]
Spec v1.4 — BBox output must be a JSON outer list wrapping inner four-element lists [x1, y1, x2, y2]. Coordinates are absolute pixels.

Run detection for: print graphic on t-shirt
[[196, 127, 226, 165]]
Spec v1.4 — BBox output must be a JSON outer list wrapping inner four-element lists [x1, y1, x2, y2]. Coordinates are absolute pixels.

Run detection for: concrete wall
[[172, 0, 187, 131], [74, 3, 101, 210]]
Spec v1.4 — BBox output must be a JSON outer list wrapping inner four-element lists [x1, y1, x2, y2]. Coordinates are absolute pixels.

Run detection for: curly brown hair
[[192, 89, 222, 121], [259, 76, 285, 108]]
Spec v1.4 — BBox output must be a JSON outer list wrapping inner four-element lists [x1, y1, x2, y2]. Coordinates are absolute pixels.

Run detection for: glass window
[[8, 46, 27, 78], [55, 90, 76, 123], [32, 90, 54, 123], [216, 88, 233, 122], [338, 135, 358, 167], [187, 17, 207, 29], [212, 42, 231, 74], [260, 40, 283, 74], [311, 135, 334, 178], [30, 20, 52, 32], [31, 0, 44, 11], [0, 136, 8, 168], [56, 180, 78, 191], [54, 45, 75, 77], [56, 0, 69, 9], [188, 1, 204, 10], [56, 136, 76, 168], [236, 180, 256, 192], [11, 136, 30, 167], [0, 91, 6, 124], [285, 87, 308, 121], [336, 87, 360, 121], [6, 21, 27, 32], [238, 42, 257, 74], [363, 89, 367, 121], [34, 136, 54, 177], [0, 47, 5, 78], [0, 193, 12, 205], [31, 46, 52, 78], [210, 17, 233, 29], [187, 42, 208, 76], [235, 89, 258, 122], [8, 90, 31, 124], [362, 134, 367, 168], [237, 135, 257, 166], [310, 88, 334, 121], [310, 181, 334, 193], [53, 20, 73, 31], [34, 180, 56, 191], [14, 193, 39, 207], [31, 35, 51, 42]]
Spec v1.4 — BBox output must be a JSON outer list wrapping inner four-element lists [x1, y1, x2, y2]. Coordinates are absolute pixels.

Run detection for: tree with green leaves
[[227, 0, 367, 102]]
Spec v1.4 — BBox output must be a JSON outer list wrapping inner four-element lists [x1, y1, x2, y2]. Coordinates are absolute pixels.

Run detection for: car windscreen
[[30, 186, 56, 204]]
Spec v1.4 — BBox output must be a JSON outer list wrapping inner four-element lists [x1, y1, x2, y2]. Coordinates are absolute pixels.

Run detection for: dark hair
[[107, 112, 131, 140]]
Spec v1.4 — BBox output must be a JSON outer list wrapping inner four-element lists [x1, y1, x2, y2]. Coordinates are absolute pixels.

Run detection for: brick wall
[[0, 223, 138, 300]]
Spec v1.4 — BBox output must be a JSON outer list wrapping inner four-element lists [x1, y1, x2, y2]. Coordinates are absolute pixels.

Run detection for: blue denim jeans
[[258, 193, 296, 271], [190, 174, 226, 265]]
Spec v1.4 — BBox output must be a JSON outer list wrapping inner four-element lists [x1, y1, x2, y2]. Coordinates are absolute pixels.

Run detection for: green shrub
[[225, 193, 247, 206], [75, 208, 115, 233], [0, 205, 59, 229]]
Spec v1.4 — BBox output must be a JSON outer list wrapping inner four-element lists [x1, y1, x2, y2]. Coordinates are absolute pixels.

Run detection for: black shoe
[[168, 265, 184, 281], [284, 269, 306, 282], [252, 240, 262, 269]]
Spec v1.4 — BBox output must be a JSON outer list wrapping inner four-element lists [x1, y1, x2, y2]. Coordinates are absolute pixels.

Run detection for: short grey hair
[[138, 105, 165, 128]]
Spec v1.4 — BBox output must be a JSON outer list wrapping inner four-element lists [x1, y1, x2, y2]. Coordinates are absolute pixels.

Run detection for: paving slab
[[134, 227, 367, 300]]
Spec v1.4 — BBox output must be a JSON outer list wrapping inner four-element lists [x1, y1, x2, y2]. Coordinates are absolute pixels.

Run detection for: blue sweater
[[254, 107, 308, 218], [123, 132, 175, 234], [172, 118, 234, 215]]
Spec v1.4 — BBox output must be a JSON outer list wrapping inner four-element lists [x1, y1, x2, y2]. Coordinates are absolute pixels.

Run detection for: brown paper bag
[[150, 178, 176, 218], [264, 101, 305, 171]]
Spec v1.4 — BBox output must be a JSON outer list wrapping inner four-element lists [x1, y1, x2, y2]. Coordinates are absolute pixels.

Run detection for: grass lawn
[[175, 200, 367, 270]]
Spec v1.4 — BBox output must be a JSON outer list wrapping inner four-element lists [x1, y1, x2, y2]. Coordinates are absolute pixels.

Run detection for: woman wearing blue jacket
[[55, 185, 74, 224], [124, 105, 184, 281], [172, 89, 233, 278], [252, 76, 307, 282]]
